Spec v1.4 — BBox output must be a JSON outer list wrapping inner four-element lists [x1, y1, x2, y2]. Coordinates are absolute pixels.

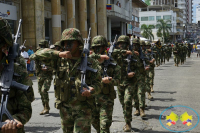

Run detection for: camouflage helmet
[[61, 28, 84, 46], [54, 41, 64, 49], [91, 35, 108, 48], [132, 38, 140, 44], [0, 18, 13, 47], [140, 40, 146, 46], [117, 35, 130, 45], [39, 40, 49, 48]]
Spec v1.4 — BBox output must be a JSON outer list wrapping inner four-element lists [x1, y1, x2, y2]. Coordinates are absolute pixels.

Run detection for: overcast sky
[[193, 0, 200, 23]]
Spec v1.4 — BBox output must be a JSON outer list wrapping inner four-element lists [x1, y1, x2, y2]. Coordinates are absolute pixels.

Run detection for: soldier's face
[[64, 40, 79, 51], [93, 46, 105, 54]]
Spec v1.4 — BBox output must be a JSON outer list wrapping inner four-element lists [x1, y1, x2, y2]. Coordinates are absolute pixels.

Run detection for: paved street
[[25, 53, 200, 133]]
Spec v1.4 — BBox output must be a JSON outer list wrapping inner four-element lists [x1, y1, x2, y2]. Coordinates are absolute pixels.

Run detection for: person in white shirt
[[20, 46, 29, 68]]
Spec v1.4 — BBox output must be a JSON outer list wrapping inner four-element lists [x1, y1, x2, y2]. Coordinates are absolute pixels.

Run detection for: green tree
[[156, 19, 171, 43], [141, 24, 155, 41]]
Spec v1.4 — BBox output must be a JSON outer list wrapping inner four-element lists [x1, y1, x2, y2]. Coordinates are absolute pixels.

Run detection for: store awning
[[134, 33, 143, 37]]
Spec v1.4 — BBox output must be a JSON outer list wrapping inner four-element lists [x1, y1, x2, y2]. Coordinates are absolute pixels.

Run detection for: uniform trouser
[[188, 50, 191, 57], [149, 69, 154, 86], [38, 76, 52, 103], [60, 102, 92, 133], [156, 55, 160, 65], [133, 74, 146, 109], [180, 54, 184, 63], [174, 55, 180, 65], [92, 94, 114, 133], [117, 84, 135, 123]]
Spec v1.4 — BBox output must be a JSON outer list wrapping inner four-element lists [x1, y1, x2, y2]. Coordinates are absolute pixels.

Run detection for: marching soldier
[[34, 40, 53, 115], [173, 42, 180, 67], [90, 35, 121, 133], [30, 28, 102, 133], [0, 18, 34, 133]]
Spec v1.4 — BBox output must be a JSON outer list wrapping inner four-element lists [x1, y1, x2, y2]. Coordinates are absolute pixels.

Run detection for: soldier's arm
[[109, 64, 121, 86], [89, 53, 101, 60], [89, 60, 102, 95], [12, 90, 32, 125]]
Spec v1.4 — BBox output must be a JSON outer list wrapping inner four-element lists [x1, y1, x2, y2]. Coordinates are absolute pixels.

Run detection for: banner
[[0, 3, 17, 20]]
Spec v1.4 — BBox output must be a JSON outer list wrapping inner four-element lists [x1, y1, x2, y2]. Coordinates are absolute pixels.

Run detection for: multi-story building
[[196, 5, 200, 24], [132, 0, 147, 37], [186, 0, 193, 24]]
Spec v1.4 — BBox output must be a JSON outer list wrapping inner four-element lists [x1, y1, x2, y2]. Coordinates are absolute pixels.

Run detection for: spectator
[[27, 46, 34, 71], [20, 46, 29, 69], [116, 1, 120, 6]]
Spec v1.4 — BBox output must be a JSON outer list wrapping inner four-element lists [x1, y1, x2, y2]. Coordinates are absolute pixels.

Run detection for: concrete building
[[132, 0, 147, 37], [186, 0, 193, 24], [196, 5, 200, 24], [140, 0, 185, 42]]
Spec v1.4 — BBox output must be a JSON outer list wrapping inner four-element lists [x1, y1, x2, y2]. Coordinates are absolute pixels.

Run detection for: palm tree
[[156, 19, 171, 43], [141, 24, 155, 41]]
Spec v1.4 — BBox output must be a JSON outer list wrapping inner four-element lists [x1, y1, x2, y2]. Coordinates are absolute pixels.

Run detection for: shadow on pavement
[[152, 98, 176, 102], [154, 91, 176, 94], [25, 126, 60, 133], [145, 105, 169, 111], [44, 113, 60, 117], [140, 130, 170, 133]]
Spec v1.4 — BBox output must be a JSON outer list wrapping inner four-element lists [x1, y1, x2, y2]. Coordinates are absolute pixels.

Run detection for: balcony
[[107, 4, 131, 21]]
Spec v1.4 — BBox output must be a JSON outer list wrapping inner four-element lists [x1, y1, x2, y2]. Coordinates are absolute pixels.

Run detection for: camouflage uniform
[[30, 28, 102, 133], [152, 45, 160, 66], [90, 35, 121, 133], [173, 43, 180, 66], [165, 44, 171, 62], [0, 18, 34, 133], [187, 43, 192, 58], [112, 35, 138, 131], [34, 40, 53, 115]]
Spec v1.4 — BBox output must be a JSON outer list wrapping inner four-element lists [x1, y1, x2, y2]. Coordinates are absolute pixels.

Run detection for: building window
[[61, 0, 64, 5], [167, 24, 172, 28], [163, 15, 171, 20], [149, 16, 154, 21], [132, 16, 134, 21], [45, 19, 50, 39], [141, 17, 148, 21], [156, 16, 161, 20], [135, 17, 139, 22]]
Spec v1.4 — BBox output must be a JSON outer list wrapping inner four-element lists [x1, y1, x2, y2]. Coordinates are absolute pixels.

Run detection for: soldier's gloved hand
[[59, 51, 72, 59], [128, 72, 135, 78], [81, 87, 94, 97], [102, 77, 112, 84], [145, 66, 150, 71], [125, 50, 132, 55], [134, 51, 139, 56], [1, 119, 22, 133], [150, 59, 155, 64]]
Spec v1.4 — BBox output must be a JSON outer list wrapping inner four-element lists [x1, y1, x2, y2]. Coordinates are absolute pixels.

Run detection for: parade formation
[[0, 18, 194, 133]]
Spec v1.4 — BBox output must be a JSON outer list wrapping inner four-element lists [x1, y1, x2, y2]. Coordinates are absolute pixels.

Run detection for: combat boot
[[150, 85, 154, 93], [39, 102, 45, 115], [40, 102, 50, 115], [123, 122, 131, 132], [140, 108, 146, 118], [133, 107, 140, 116], [147, 92, 153, 100], [175, 64, 176, 66]]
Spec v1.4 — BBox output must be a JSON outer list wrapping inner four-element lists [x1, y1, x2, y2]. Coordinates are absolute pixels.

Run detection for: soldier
[[90, 35, 121, 133], [112, 35, 137, 132], [145, 41, 155, 95], [30, 28, 102, 133], [54, 41, 64, 52], [34, 40, 53, 115], [165, 44, 171, 62], [160, 44, 165, 64], [132, 39, 149, 118], [179, 43, 184, 65], [173, 42, 180, 67], [187, 43, 192, 58], [0, 18, 34, 132]]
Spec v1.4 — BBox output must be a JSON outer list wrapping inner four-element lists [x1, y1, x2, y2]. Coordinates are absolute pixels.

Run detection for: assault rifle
[[125, 36, 137, 74], [139, 46, 148, 69], [147, 47, 155, 60], [0, 19, 29, 128], [78, 27, 97, 93], [102, 35, 117, 78]]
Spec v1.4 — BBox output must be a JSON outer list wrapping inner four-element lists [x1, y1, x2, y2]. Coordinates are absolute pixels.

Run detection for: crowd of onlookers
[[20, 45, 35, 73]]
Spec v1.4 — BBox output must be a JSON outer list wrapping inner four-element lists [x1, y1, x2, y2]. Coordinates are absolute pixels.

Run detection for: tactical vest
[[54, 58, 95, 109]]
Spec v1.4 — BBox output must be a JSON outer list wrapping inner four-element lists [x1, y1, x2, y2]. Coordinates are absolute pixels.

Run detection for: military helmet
[[91, 35, 108, 48], [39, 40, 49, 48], [0, 18, 13, 47], [132, 38, 140, 44], [117, 35, 130, 45], [54, 41, 64, 49], [61, 28, 84, 45], [140, 40, 146, 46]]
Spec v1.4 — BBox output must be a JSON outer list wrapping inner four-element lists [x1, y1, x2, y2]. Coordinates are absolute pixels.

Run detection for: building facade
[[186, 0, 193, 24], [196, 5, 200, 24]]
